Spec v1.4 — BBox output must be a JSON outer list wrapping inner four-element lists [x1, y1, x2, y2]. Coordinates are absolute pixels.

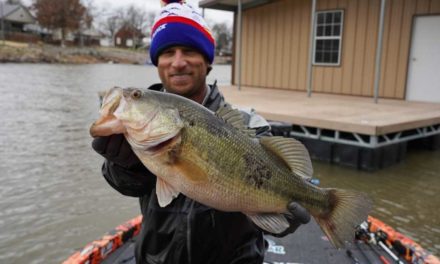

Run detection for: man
[[92, 2, 310, 263]]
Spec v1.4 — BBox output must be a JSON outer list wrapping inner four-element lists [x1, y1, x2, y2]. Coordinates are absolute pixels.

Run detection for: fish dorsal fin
[[259, 136, 313, 179], [246, 213, 289, 234], [156, 178, 180, 207], [216, 104, 256, 137]]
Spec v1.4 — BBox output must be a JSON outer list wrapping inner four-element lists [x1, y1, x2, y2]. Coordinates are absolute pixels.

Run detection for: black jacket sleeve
[[102, 160, 156, 197]]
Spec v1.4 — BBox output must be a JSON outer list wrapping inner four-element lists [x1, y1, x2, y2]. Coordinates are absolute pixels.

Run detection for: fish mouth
[[90, 114, 125, 137], [90, 87, 125, 137]]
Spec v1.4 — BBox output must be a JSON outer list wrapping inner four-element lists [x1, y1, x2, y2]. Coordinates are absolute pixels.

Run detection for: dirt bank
[[0, 41, 232, 65], [0, 42, 149, 64]]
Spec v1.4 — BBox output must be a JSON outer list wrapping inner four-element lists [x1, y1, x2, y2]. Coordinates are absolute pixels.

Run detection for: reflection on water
[[0, 64, 438, 263]]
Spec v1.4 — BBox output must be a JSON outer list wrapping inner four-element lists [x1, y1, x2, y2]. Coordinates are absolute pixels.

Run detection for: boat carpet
[[102, 218, 395, 264]]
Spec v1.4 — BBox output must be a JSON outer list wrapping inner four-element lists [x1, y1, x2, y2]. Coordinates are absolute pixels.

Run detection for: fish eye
[[131, 89, 142, 99]]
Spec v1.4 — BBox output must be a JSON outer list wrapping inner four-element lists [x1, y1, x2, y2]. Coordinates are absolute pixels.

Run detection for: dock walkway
[[220, 86, 440, 170]]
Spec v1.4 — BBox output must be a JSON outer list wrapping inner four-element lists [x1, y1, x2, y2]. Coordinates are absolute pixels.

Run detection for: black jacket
[[101, 83, 268, 264]]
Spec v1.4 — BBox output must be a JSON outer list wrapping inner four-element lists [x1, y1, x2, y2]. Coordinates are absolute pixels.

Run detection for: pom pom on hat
[[150, 2, 215, 66], [160, 0, 185, 6]]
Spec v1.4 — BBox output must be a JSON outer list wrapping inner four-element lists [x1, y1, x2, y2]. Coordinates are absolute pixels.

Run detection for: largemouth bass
[[90, 87, 372, 248]]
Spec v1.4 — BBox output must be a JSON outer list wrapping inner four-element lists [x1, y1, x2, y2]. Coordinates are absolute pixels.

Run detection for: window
[[313, 10, 344, 65]]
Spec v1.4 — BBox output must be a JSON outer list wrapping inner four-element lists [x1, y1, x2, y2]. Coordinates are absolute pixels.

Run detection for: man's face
[[157, 46, 209, 102]]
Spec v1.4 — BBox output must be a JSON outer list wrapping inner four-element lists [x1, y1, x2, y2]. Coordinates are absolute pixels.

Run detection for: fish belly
[[175, 153, 289, 213]]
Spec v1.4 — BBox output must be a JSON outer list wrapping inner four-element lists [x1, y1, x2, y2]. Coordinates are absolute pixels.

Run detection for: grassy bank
[[0, 41, 149, 64]]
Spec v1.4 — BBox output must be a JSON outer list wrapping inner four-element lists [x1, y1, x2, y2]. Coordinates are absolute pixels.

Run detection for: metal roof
[[0, 3, 35, 23], [0, 4, 20, 19], [199, 0, 270, 11]]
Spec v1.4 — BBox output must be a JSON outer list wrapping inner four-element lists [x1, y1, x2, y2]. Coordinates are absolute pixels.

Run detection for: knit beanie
[[149, 0, 215, 66]]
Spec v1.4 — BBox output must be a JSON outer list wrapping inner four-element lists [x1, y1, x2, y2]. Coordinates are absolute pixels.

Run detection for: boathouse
[[200, 0, 440, 170]]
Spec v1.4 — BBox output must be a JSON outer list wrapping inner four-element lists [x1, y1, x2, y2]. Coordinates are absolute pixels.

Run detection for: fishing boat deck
[[101, 218, 402, 264], [220, 86, 440, 136], [266, 219, 386, 264]]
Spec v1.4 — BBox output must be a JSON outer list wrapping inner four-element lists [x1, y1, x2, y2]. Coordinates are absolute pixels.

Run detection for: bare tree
[[124, 5, 146, 29], [97, 7, 124, 46], [77, 0, 94, 46], [81, 0, 94, 29], [211, 22, 232, 55], [120, 5, 155, 48], [101, 14, 121, 45], [96, 4, 155, 48], [32, 0, 88, 47]]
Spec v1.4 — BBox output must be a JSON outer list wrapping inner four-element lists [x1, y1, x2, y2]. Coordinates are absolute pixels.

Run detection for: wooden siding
[[235, 0, 440, 99]]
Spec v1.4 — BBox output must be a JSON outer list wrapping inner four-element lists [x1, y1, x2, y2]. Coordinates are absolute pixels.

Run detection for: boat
[[63, 215, 142, 264], [63, 215, 439, 264]]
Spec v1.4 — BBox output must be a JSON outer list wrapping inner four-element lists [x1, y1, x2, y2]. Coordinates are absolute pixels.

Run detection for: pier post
[[237, 0, 243, 91], [373, 0, 387, 103], [306, 0, 317, 97]]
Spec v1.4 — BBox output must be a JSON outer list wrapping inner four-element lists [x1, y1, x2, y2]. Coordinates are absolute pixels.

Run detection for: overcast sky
[[17, 0, 233, 25], [110, 0, 233, 24]]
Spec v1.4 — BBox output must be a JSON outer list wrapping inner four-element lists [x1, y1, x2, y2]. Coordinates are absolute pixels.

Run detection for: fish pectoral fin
[[156, 178, 180, 207], [246, 213, 289, 234]]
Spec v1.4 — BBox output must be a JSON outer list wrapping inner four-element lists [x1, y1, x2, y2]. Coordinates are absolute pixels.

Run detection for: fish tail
[[313, 188, 372, 248]]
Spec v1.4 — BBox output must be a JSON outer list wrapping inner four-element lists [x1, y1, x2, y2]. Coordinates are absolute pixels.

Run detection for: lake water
[[0, 63, 438, 263]]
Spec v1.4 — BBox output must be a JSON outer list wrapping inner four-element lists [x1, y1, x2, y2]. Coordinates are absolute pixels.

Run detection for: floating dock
[[220, 86, 440, 170]]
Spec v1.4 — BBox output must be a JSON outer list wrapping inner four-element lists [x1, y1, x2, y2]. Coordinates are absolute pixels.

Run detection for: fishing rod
[[369, 241, 392, 264], [375, 230, 406, 264], [378, 240, 405, 264], [356, 222, 392, 264], [357, 221, 407, 264]]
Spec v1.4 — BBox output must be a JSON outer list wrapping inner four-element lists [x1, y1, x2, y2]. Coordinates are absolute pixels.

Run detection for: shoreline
[[0, 41, 149, 64], [0, 41, 232, 65]]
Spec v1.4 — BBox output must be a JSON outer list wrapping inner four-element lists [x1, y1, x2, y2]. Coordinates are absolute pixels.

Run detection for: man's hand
[[92, 134, 141, 169], [272, 202, 311, 237]]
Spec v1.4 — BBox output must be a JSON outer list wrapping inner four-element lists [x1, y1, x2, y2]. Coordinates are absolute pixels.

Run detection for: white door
[[406, 16, 440, 103]]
